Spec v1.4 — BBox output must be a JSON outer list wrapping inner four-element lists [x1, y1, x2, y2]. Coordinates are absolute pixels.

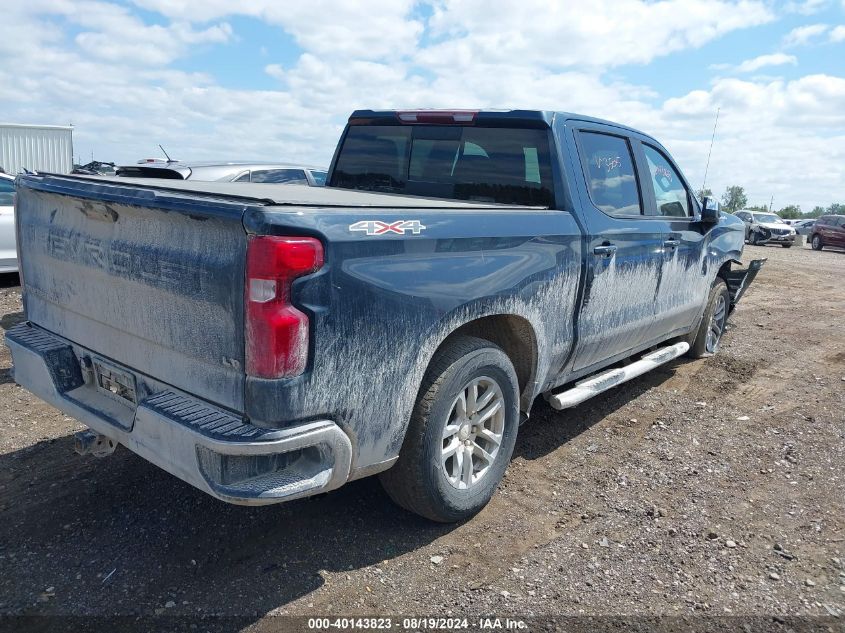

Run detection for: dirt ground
[[0, 242, 843, 630]]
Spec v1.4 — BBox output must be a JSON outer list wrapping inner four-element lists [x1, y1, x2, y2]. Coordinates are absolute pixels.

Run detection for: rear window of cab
[[330, 125, 554, 206]]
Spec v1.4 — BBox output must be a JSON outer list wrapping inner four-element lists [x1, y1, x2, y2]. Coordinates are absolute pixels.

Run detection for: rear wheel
[[811, 234, 823, 251], [380, 336, 519, 522], [688, 279, 730, 359]]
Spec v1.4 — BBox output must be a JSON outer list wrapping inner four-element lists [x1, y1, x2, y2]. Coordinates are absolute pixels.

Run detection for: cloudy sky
[[2, 0, 844, 211]]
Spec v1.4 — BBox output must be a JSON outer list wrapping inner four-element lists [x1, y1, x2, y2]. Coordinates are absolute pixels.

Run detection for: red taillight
[[395, 110, 478, 124], [245, 236, 324, 379]]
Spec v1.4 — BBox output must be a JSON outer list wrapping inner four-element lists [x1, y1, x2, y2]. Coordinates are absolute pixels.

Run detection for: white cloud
[[0, 0, 842, 211], [830, 25, 845, 42], [782, 23, 829, 46], [264, 64, 285, 81], [419, 0, 773, 69], [784, 0, 830, 14], [1, 1, 232, 66], [658, 75, 845, 208], [733, 53, 798, 72], [132, 0, 424, 60]]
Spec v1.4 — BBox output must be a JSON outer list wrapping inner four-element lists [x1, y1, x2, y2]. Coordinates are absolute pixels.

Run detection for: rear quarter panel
[[244, 206, 581, 473]]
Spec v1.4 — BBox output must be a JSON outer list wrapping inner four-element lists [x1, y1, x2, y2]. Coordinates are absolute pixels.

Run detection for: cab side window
[[643, 145, 691, 218], [577, 131, 642, 216]]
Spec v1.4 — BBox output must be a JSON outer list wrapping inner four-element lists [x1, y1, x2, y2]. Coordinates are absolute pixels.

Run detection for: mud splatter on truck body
[[6, 109, 760, 508]]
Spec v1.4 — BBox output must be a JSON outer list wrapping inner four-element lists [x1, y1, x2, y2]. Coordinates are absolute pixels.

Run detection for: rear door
[[816, 216, 833, 244], [832, 216, 845, 246], [15, 175, 251, 411], [635, 141, 709, 339], [566, 123, 666, 373]]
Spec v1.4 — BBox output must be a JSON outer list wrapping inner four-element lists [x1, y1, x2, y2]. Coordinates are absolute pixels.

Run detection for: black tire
[[379, 335, 519, 522], [688, 279, 730, 359], [749, 232, 761, 246], [811, 234, 823, 251], [781, 243, 792, 248]]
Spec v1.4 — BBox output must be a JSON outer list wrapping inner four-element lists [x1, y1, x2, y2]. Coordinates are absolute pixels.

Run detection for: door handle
[[663, 238, 680, 249], [593, 244, 617, 257]]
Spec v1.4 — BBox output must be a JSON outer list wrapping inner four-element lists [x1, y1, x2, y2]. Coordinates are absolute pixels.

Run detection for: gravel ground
[[0, 243, 843, 629]]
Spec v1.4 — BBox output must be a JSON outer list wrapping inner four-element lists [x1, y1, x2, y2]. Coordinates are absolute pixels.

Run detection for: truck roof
[[347, 109, 648, 137], [32, 173, 546, 209]]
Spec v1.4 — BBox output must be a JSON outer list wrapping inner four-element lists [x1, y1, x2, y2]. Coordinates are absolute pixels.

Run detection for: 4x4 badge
[[349, 220, 426, 236]]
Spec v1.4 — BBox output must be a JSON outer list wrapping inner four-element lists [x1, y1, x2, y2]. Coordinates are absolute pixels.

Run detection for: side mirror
[[700, 197, 720, 224]]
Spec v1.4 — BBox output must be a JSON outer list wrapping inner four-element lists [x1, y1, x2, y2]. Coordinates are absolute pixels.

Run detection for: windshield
[[753, 213, 784, 224], [330, 125, 554, 206]]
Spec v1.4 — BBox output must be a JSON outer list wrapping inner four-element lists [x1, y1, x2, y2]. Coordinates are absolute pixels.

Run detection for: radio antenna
[[700, 107, 720, 194], [159, 144, 174, 163]]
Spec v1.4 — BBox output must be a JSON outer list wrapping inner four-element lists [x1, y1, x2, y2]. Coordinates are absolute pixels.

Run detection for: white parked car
[[0, 172, 17, 272], [734, 210, 796, 248]]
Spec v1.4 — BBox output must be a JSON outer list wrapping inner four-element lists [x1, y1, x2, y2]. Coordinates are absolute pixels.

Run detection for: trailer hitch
[[74, 429, 117, 458]]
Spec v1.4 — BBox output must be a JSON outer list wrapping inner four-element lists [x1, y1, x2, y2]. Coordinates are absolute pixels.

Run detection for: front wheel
[[688, 279, 730, 359], [380, 336, 520, 522], [811, 235, 823, 251]]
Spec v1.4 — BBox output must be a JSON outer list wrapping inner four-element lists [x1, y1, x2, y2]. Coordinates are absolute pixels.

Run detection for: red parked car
[[810, 215, 845, 251]]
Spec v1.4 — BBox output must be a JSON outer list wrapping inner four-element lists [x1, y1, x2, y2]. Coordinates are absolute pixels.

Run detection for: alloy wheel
[[705, 293, 727, 354], [441, 377, 505, 490]]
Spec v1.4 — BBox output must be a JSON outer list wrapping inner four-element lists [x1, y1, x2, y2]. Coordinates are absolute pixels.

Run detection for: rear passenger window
[[578, 132, 642, 216], [643, 145, 691, 217]]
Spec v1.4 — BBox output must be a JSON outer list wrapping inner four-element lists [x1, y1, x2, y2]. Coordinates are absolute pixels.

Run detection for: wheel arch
[[430, 314, 539, 412]]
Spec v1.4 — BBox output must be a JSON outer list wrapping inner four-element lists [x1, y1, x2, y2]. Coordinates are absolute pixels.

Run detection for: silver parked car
[[792, 218, 816, 236], [0, 172, 17, 272], [116, 161, 328, 186], [734, 210, 796, 247]]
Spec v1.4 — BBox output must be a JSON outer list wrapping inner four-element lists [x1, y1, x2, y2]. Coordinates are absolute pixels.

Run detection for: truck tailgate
[[15, 175, 252, 412]]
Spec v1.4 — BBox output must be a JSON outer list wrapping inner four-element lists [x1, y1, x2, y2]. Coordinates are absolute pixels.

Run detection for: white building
[[0, 123, 74, 175]]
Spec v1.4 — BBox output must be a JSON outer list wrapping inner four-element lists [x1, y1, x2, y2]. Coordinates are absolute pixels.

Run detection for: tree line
[[694, 186, 844, 219]]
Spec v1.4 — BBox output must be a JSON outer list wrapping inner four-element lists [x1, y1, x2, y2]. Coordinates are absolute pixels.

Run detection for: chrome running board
[[546, 342, 689, 410]]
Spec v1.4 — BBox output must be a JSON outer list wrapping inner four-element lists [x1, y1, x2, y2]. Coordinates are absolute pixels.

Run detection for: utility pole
[[769, 196, 773, 213]]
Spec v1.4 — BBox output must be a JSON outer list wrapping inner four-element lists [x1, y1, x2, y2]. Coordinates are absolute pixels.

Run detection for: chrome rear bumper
[[5, 322, 352, 505]]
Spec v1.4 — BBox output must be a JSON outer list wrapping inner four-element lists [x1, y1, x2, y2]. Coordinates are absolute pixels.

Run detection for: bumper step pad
[[143, 391, 284, 442], [6, 323, 84, 393]]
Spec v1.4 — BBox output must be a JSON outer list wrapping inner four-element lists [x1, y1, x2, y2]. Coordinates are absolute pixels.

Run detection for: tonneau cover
[[68, 174, 548, 209]]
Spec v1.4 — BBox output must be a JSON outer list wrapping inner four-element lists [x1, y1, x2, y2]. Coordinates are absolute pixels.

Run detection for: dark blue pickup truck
[[7, 110, 763, 521]]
